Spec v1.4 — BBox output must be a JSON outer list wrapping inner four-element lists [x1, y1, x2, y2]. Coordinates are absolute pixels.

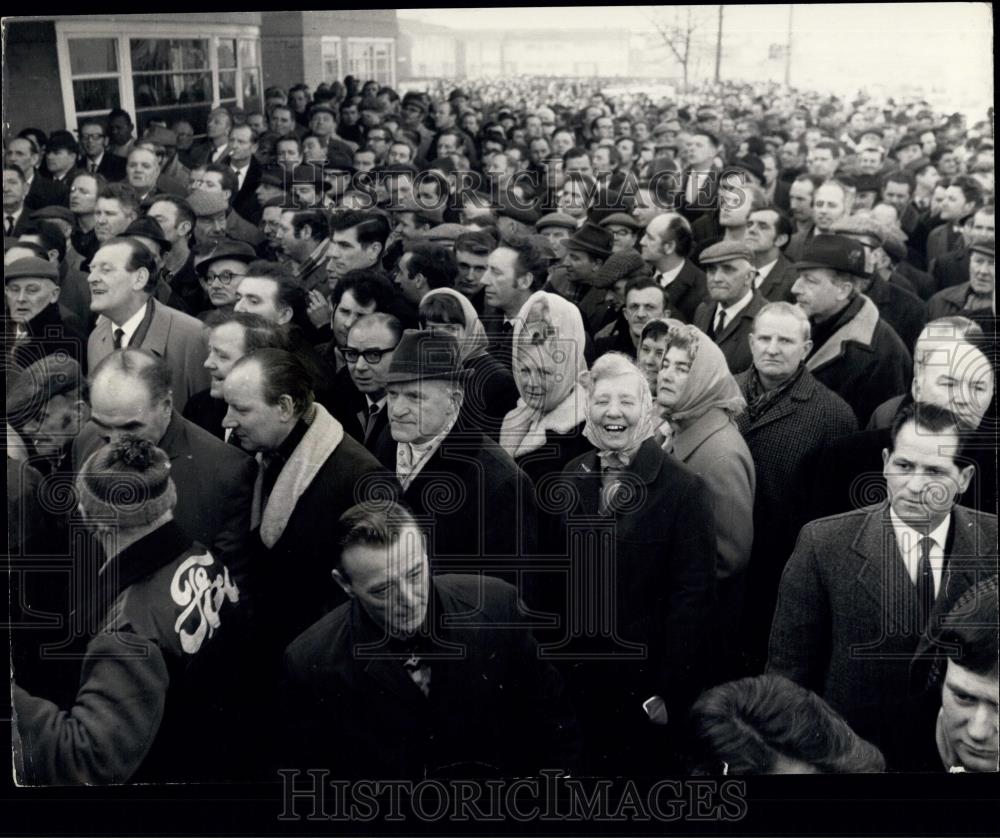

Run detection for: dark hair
[[204, 309, 288, 353], [882, 170, 916, 193], [419, 292, 466, 327], [497, 233, 549, 290], [404, 243, 458, 290], [562, 146, 591, 166], [793, 172, 825, 192], [689, 129, 720, 148], [686, 674, 885, 775], [275, 135, 302, 152], [77, 117, 106, 136], [91, 347, 173, 403], [22, 219, 67, 263], [333, 501, 420, 572], [662, 213, 694, 258], [107, 108, 134, 126], [331, 268, 396, 311], [146, 193, 195, 231], [204, 163, 239, 197], [755, 206, 794, 246], [287, 208, 329, 242], [949, 175, 985, 212], [624, 276, 669, 310], [889, 402, 972, 465], [937, 575, 999, 677], [98, 182, 140, 217], [237, 348, 314, 416], [640, 318, 671, 343], [814, 140, 842, 158], [330, 210, 391, 251], [46, 130, 80, 157]]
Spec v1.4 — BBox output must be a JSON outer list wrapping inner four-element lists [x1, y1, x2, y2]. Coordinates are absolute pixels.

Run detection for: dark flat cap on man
[[535, 212, 578, 232], [324, 148, 355, 174], [259, 165, 287, 189], [448, 88, 467, 102], [395, 197, 445, 226], [424, 223, 469, 245], [903, 156, 933, 174], [595, 250, 652, 286], [193, 238, 258, 274], [401, 92, 428, 113], [729, 155, 766, 186], [308, 103, 336, 118], [187, 189, 231, 218], [6, 354, 83, 419], [124, 217, 172, 252], [699, 239, 754, 265], [853, 174, 882, 194], [969, 236, 994, 258], [796, 234, 869, 277], [599, 212, 644, 231], [494, 195, 540, 227], [30, 206, 75, 225], [896, 134, 922, 151], [385, 330, 473, 384], [4, 256, 60, 283], [290, 164, 330, 192], [563, 223, 613, 259]]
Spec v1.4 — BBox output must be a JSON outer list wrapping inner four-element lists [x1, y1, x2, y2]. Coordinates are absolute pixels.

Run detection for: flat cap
[[124, 216, 172, 251], [903, 156, 933, 174], [6, 354, 83, 420], [187, 189, 230, 217], [259, 165, 287, 189], [30, 206, 75, 225], [535, 212, 578, 232], [423, 223, 468, 243], [494, 195, 540, 227], [193, 238, 258, 274], [563, 222, 613, 259], [853, 174, 882, 194], [289, 164, 330, 192], [896, 133, 923, 150], [699, 239, 754, 265], [308, 103, 337, 118], [324, 148, 355, 173], [454, 229, 496, 254], [830, 213, 887, 245], [595, 250, 652, 286], [4, 256, 60, 283], [970, 236, 994, 259], [796, 234, 869, 278], [394, 197, 445, 226], [599, 212, 644, 231], [143, 126, 178, 148]]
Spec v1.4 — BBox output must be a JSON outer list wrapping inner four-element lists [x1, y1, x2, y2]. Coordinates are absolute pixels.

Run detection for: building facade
[[3, 12, 398, 136]]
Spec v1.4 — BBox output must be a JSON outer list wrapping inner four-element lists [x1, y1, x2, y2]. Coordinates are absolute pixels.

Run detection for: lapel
[[157, 411, 187, 462], [137, 299, 171, 359], [851, 503, 906, 618], [671, 407, 728, 463], [807, 295, 879, 373], [351, 601, 428, 707], [715, 292, 765, 344], [743, 368, 816, 432], [759, 253, 792, 298]]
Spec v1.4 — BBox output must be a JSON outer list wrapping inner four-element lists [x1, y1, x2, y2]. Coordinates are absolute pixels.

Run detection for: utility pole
[[784, 3, 794, 86], [714, 4, 724, 83]]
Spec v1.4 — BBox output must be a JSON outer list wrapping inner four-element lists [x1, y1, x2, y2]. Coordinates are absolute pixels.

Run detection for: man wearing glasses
[[333, 312, 403, 451], [365, 128, 392, 166], [78, 118, 126, 182], [195, 238, 257, 318]]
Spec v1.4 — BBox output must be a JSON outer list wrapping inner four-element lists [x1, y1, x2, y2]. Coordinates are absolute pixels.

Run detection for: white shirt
[[656, 261, 685, 289], [211, 144, 229, 164], [357, 395, 387, 431], [87, 151, 105, 172], [231, 162, 249, 192], [889, 508, 950, 596], [111, 302, 150, 348], [754, 257, 779, 289], [4, 206, 24, 233], [713, 289, 754, 333]]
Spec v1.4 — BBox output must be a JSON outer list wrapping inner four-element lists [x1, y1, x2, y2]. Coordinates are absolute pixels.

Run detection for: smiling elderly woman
[[546, 351, 717, 776]]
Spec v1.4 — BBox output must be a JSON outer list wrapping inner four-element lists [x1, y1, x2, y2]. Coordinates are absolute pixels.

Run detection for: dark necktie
[[363, 402, 381, 442], [4, 215, 14, 235], [712, 308, 727, 338], [89, 160, 98, 174], [916, 536, 935, 634], [112, 327, 125, 349]]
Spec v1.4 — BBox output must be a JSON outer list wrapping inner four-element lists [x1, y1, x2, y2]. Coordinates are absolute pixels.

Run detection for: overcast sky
[[397, 3, 993, 113]]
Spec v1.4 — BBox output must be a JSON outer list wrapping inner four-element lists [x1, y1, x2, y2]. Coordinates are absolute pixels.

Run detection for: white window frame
[[321, 36, 343, 86], [55, 19, 261, 130], [344, 36, 396, 88]]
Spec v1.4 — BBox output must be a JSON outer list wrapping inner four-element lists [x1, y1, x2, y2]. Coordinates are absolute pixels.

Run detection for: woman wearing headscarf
[[656, 322, 756, 678], [499, 291, 593, 494], [550, 352, 717, 775], [419, 287, 519, 441]]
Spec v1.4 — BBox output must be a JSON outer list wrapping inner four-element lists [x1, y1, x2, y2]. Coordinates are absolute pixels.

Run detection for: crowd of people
[[4, 69, 997, 785]]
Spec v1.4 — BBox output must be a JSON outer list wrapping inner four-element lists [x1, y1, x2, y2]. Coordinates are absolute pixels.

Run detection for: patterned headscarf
[[656, 322, 746, 431], [499, 291, 588, 458], [580, 353, 657, 469]]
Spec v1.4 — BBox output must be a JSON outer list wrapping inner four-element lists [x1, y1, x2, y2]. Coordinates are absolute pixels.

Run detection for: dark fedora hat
[[385, 330, 473, 385], [563, 222, 613, 259], [124, 216, 172, 252]]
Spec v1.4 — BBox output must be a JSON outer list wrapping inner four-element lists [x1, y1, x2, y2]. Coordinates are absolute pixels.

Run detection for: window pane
[[239, 39, 258, 68], [136, 104, 211, 137], [131, 38, 208, 72], [242, 70, 261, 112], [218, 39, 237, 70], [69, 38, 118, 75], [219, 71, 237, 101], [133, 72, 210, 108], [73, 78, 120, 112]]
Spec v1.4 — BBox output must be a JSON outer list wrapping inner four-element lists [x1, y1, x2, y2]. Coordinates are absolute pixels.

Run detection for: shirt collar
[[366, 394, 387, 411], [889, 507, 951, 553], [718, 288, 755, 320], [754, 256, 779, 286], [658, 260, 685, 285], [114, 299, 150, 339]]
